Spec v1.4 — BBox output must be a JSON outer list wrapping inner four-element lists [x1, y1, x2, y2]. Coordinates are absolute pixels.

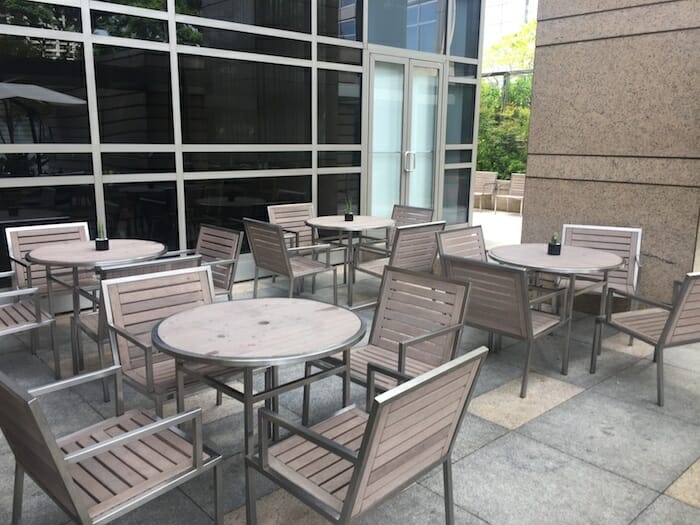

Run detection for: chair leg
[[245, 463, 258, 525], [288, 278, 295, 298], [12, 462, 24, 525], [561, 315, 572, 376], [487, 332, 494, 351], [49, 322, 61, 380], [214, 463, 223, 525], [30, 330, 38, 355], [656, 346, 664, 407], [253, 268, 259, 298], [443, 459, 454, 525], [590, 317, 603, 374], [302, 362, 312, 426], [332, 267, 338, 306], [520, 340, 534, 398], [96, 337, 110, 403], [155, 397, 164, 418]]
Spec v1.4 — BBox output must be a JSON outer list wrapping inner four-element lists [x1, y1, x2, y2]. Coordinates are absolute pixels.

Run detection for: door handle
[[404, 151, 416, 172]]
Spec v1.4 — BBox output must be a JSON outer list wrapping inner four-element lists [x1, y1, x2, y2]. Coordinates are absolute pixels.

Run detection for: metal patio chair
[[0, 366, 222, 525], [267, 202, 316, 249], [494, 173, 525, 214], [472, 171, 497, 210], [436, 225, 487, 261], [592, 272, 700, 406], [362, 204, 434, 250], [246, 346, 488, 525]]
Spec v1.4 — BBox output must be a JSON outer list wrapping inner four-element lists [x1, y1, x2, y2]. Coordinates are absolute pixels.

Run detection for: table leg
[[176, 359, 185, 413], [243, 368, 255, 456], [342, 349, 350, 408], [562, 274, 575, 375], [71, 266, 82, 374], [347, 231, 355, 306]]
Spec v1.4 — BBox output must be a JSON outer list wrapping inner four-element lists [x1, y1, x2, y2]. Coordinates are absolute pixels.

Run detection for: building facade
[[0, 0, 484, 276]]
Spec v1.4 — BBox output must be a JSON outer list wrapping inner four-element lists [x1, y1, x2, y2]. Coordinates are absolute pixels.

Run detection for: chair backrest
[[473, 171, 497, 194], [97, 254, 202, 280], [389, 221, 446, 273], [195, 224, 244, 291], [344, 346, 488, 520], [101, 266, 214, 372], [509, 173, 526, 197], [662, 272, 700, 347], [0, 372, 89, 523], [243, 218, 292, 278], [390, 204, 434, 227], [267, 203, 314, 248], [562, 224, 642, 291], [5, 222, 89, 290], [369, 266, 469, 368], [441, 255, 532, 339], [436, 225, 486, 261]]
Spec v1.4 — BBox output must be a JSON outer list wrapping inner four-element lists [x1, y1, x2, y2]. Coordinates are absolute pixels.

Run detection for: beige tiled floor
[[224, 490, 325, 525], [601, 332, 655, 359], [666, 458, 700, 509]]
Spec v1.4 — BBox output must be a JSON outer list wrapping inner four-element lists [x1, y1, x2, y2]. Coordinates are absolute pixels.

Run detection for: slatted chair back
[[509, 173, 526, 197], [389, 221, 446, 273], [0, 372, 89, 523], [369, 266, 468, 369], [442, 255, 531, 339], [562, 224, 642, 292], [101, 266, 214, 373], [391, 204, 434, 226], [473, 171, 497, 194], [436, 225, 486, 261], [267, 203, 314, 248], [243, 218, 293, 278], [344, 347, 487, 520], [5, 222, 89, 290], [97, 254, 202, 280], [195, 224, 243, 292], [663, 272, 700, 347]]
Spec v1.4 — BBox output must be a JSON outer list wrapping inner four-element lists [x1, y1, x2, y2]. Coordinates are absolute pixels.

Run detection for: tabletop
[[489, 243, 623, 274], [26, 239, 166, 268], [152, 298, 366, 367], [305, 215, 395, 232]]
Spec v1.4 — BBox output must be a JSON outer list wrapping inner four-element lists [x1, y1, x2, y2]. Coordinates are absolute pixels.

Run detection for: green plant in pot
[[96, 222, 109, 251], [344, 197, 354, 222], [547, 232, 561, 255]]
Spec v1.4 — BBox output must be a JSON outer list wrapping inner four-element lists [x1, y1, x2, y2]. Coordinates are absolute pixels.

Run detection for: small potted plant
[[95, 222, 109, 251], [547, 232, 561, 255], [344, 197, 354, 222]]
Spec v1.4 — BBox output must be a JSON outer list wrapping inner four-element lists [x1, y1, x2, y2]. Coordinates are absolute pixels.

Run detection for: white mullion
[[0, 144, 93, 154], [92, 34, 169, 52], [448, 57, 479, 65], [468, 0, 488, 225], [318, 167, 362, 175], [0, 176, 94, 188], [0, 24, 83, 42], [181, 144, 312, 153], [445, 144, 475, 150], [26, 0, 81, 7], [317, 62, 363, 73], [316, 35, 363, 48], [99, 144, 176, 153], [448, 77, 478, 85], [176, 45, 311, 68], [90, 1, 169, 20], [102, 173, 177, 184], [174, 14, 312, 42], [311, 0, 318, 215], [184, 169, 312, 181], [316, 144, 362, 152]]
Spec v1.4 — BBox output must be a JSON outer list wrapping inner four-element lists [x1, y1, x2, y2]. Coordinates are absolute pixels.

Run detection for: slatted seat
[[0, 366, 222, 525], [101, 266, 240, 416], [494, 173, 525, 214], [472, 171, 497, 210], [247, 347, 488, 524], [303, 266, 468, 422], [592, 272, 700, 406], [441, 255, 568, 397], [436, 225, 486, 261]]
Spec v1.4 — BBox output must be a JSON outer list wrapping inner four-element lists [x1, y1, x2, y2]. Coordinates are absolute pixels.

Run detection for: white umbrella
[[0, 82, 86, 105]]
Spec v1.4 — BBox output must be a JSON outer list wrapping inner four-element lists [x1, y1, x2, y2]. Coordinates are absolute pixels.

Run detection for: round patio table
[[305, 215, 395, 306]]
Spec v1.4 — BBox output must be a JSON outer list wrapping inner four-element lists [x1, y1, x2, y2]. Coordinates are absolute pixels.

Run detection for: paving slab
[[451, 413, 509, 461], [665, 458, 700, 509], [632, 495, 700, 524]]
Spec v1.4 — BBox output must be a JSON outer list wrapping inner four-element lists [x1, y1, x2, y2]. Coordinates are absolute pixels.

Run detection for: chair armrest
[[287, 243, 331, 253], [398, 323, 463, 373], [672, 280, 683, 303], [0, 287, 39, 299], [481, 182, 496, 193], [355, 244, 391, 257], [162, 249, 196, 257], [257, 408, 358, 468], [280, 228, 300, 247], [367, 362, 412, 403], [0, 270, 15, 279], [8, 255, 31, 269], [607, 288, 672, 312], [202, 258, 237, 267], [28, 365, 122, 397], [64, 408, 204, 466], [107, 323, 151, 350], [349, 300, 378, 312], [529, 287, 566, 306]]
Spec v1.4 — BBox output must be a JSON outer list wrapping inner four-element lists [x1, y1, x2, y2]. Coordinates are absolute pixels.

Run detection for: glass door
[[369, 55, 442, 216]]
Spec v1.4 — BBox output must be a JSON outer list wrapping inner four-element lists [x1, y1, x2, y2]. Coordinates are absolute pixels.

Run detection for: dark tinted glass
[[318, 44, 362, 65], [0, 153, 92, 177], [443, 168, 469, 224], [184, 152, 311, 171], [94, 45, 174, 143], [0, 1, 81, 31], [446, 83, 475, 144], [175, 1, 310, 33], [179, 55, 310, 144], [185, 176, 311, 250], [450, 0, 480, 58], [91, 11, 168, 42], [445, 150, 472, 164], [104, 182, 178, 249], [0, 36, 89, 143], [177, 24, 310, 59], [369, 0, 447, 53], [318, 70, 361, 144], [317, 173, 360, 216], [318, 0, 362, 41], [103, 0, 167, 9], [449, 63, 478, 78], [102, 153, 175, 174], [318, 151, 361, 168]]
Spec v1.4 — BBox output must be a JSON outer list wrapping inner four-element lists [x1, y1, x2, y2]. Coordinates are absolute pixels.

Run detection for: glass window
[[91, 11, 168, 42], [104, 182, 178, 249], [102, 1, 167, 9], [94, 45, 174, 143], [318, 70, 361, 144], [450, 0, 480, 58], [176, 24, 310, 59], [369, 0, 447, 54], [184, 152, 310, 171], [446, 83, 475, 144], [102, 153, 175, 174], [449, 62, 478, 78], [318, 44, 362, 65], [318, 0, 363, 41], [179, 55, 310, 144], [445, 150, 472, 164], [175, 1, 310, 34], [318, 151, 361, 168], [442, 168, 469, 224], [0, 153, 92, 177], [317, 173, 360, 216], [0, 1, 81, 31], [0, 36, 89, 144]]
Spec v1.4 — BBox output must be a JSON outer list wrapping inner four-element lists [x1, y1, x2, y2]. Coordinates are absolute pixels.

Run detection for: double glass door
[[369, 55, 442, 217]]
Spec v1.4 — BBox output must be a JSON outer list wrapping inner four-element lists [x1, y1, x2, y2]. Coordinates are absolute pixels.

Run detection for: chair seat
[[125, 357, 240, 394], [531, 310, 562, 337], [57, 409, 211, 521], [267, 408, 368, 512], [0, 301, 52, 333], [610, 307, 669, 344], [290, 256, 331, 278], [355, 257, 389, 278]]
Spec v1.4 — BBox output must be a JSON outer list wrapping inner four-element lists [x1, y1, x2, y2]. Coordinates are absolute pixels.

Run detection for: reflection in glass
[[408, 66, 438, 209], [369, 0, 447, 54], [318, 151, 361, 168], [443, 168, 469, 224], [102, 153, 175, 174], [0, 36, 89, 143], [318, 174, 360, 216], [175, 1, 311, 34], [91, 11, 168, 42], [104, 182, 178, 249], [0, 1, 81, 31], [449, 63, 478, 78], [0, 153, 92, 177], [318, 44, 362, 65], [318, 0, 362, 41], [184, 152, 311, 171], [445, 150, 472, 164], [318, 70, 361, 144], [450, 0, 481, 58], [179, 55, 310, 144], [94, 45, 174, 143], [446, 83, 475, 144], [102, 0, 167, 9]]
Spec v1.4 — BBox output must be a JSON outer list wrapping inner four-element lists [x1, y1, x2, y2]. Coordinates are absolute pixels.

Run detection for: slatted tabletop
[[26, 239, 166, 268], [305, 215, 395, 232], [152, 298, 366, 367], [489, 243, 623, 274]]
